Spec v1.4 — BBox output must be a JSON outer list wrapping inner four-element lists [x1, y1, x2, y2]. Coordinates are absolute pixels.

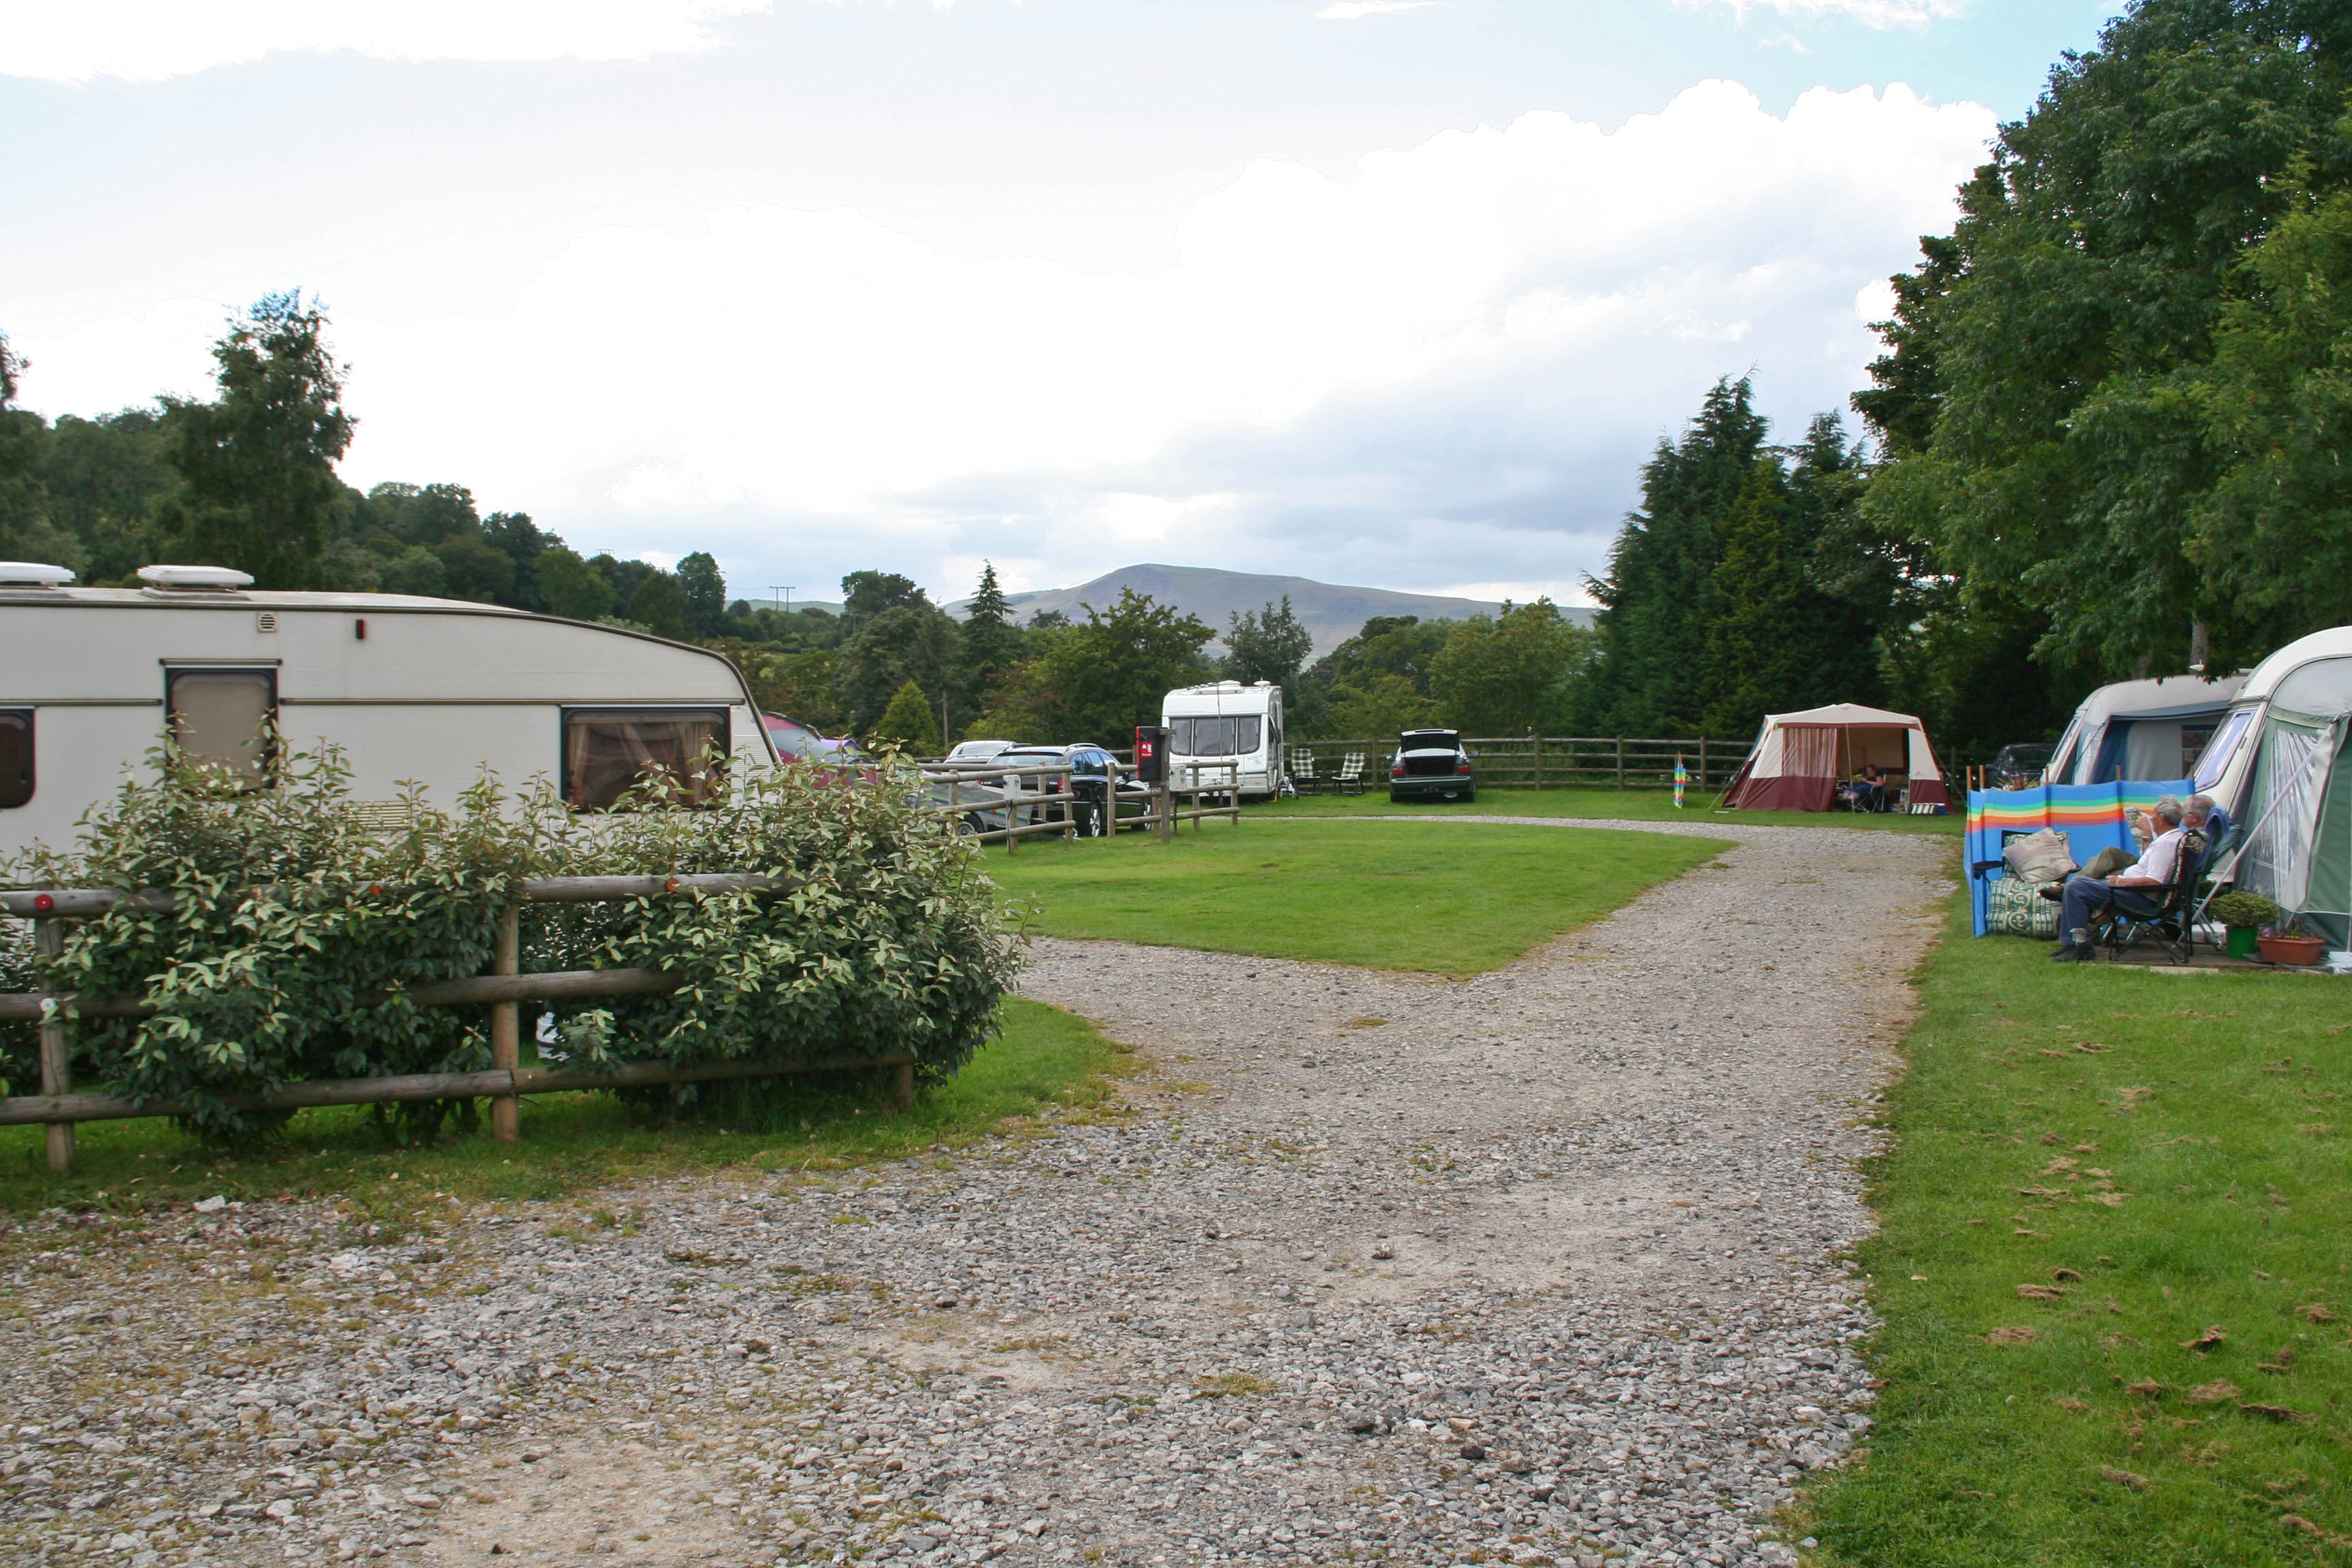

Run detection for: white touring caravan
[[1161, 679, 1284, 800], [0, 563, 774, 866]]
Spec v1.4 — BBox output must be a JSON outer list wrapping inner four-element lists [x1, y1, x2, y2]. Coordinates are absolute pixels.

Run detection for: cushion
[[2003, 828, 2078, 885], [1987, 873, 2060, 938]]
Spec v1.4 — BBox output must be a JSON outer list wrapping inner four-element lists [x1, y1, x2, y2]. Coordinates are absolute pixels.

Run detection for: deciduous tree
[[160, 293, 355, 588]]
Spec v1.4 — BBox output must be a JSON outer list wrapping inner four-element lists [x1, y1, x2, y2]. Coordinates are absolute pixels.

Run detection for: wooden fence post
[[35, 919, 71, 1175], [1699, 736, 1709, 791], [893, 1060, 915, 1113], [1615, 737, 1625, 790], [1532, 734, 1544, 791], [490, 905, 521, 1144]]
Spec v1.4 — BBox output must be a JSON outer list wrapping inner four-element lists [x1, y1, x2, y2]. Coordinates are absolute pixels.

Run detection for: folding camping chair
[[1287, 747, 1322, 795], [2102, 827, 2208, 964], [1334, 753, 1367, 796]]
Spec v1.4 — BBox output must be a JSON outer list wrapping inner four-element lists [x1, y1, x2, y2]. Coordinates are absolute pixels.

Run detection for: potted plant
[[2209, 892, 2281, 960], [2257, 915, 2329, 968]]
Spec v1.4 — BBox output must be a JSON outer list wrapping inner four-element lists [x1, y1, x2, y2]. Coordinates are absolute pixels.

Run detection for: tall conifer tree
[[1580, 378, 1767, 734]]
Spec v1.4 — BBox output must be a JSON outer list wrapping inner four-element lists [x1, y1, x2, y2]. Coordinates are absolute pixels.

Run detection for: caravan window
[[0, 711, 29, 808], [1171, 715, 1262, 756], [2191, 708, 2254, 793], [564, 707, 729, 810], [166, 668, 278, 788]]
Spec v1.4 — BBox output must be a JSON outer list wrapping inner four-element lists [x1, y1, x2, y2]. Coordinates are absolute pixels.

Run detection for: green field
[[1257, 784, 1963, 835], [0, 997, 1126, 1217], [988, 815, 1726, 972], [1800, 899, 2352, 1566]]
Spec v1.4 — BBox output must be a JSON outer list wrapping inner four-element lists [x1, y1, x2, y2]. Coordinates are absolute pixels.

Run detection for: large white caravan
[[1160, 679, 1284, 800], [0, 564, 774, 866]]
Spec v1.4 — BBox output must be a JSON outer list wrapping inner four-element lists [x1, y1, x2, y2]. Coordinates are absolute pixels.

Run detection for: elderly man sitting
[[2185, 791, 2232, 855], [2051, 796, 2193, 962]]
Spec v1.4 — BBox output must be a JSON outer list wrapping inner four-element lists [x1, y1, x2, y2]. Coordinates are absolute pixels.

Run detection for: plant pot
[[2257, 934, 2328, 966], [2225, 926, 2260, 960]]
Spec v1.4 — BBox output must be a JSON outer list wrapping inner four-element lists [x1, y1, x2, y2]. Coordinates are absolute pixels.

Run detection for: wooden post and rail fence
[[919, 760, 1239, 849], [1281, 736, 1746, 794], [0, 872, 911, 1176]]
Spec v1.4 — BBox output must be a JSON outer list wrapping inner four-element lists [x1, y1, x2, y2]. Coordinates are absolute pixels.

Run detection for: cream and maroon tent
[[1720, 704, 1951, 811]]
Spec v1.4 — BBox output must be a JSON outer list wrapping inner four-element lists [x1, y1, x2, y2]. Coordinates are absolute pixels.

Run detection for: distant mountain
[[945, 563, 1589, 656]]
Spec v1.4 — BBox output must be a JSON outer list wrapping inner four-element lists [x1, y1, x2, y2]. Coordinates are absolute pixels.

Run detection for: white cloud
[[1678, 0, 1972, 29], [1317, 2, 1443, 19], [0, 0, 771, 84], [10, 299, 225, 412], [16, 80, 1995, 601]]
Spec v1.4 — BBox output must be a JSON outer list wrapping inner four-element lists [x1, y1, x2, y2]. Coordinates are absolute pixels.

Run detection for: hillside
[[945, 563, 1588, 655]]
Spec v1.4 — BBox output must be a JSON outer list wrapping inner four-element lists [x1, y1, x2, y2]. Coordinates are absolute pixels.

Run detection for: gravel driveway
[[0, 816, 1950, 1568]]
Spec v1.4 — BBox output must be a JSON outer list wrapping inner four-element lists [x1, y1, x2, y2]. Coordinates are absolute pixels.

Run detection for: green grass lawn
[[1258, 785, 1962, 835], [1799, 897, 2352, 1566], [987, 816, 1726, 972], [0, 997, 1127, 1218]]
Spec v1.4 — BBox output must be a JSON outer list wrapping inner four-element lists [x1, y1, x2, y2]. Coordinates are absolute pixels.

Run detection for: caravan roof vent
[[0, 561, 76, 586], [138, 564, 255, 590]]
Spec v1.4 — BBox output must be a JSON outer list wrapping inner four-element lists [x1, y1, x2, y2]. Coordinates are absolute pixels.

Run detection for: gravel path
[[0, 817, 1950, 1568]]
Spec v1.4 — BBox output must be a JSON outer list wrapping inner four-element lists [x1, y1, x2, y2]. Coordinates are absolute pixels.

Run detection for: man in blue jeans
[[2052, 797, 2190, 962]]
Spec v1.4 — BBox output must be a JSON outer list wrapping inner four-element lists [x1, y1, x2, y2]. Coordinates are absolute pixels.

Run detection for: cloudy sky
[[3, 0, 2119, 608]]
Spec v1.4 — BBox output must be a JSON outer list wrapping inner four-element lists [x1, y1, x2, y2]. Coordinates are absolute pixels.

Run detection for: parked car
[[1388, 728, 1475, 803], [761, 712, 827, 762], [934, 742, 1139, 837], [761, 714, 877, 784], [1987, 741, 2055, 789], [943, 738, 1019, 766]]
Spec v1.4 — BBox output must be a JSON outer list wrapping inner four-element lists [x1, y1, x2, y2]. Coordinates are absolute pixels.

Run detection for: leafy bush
[[0, 922, 36, 1100], [2208, 891, 2281, 929], [527, 755, 1017, 1100], [9, 742, 1018, 1139], [20, 747, 540, 1137]]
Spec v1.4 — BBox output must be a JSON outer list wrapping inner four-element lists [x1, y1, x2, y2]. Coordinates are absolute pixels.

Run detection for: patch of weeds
[[1194, 1372, 1279, 1398]]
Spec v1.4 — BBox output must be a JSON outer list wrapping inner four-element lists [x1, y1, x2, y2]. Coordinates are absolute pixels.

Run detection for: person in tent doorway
[[2051, 796, 2190, 962]]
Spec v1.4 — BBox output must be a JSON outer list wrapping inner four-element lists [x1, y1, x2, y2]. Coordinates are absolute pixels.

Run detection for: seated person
[[2051, 798, 2191, 962], [2185, 792, 2233, 863], [1840, 764, 1888, 811]]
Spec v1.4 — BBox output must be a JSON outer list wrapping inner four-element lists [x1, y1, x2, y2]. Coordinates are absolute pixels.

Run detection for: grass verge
[[0, 997, 1128, 1216], [988, 817, 1725, 973], [1797, 893, 2352, 1567], [1258, 785, 1961, 835]]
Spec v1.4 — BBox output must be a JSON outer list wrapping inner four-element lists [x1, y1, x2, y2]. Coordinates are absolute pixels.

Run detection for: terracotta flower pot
[[2257, 934, 2328, 966]]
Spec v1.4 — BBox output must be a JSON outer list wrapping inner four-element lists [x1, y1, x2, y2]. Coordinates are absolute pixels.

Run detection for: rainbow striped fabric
[[1966, 779, 2193, 935]]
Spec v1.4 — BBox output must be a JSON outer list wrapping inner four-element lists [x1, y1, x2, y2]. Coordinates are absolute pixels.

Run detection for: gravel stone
[[0, 817, 1945, 1567]]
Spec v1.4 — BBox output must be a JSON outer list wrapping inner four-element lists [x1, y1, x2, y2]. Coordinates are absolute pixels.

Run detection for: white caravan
[[1161, 679, 1284, 800], [0, 564, 774, 867]]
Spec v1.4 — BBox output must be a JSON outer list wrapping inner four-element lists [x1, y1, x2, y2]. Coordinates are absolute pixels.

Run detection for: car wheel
[[958, 813, 984, 837], [1463, 787, 1475, 804]]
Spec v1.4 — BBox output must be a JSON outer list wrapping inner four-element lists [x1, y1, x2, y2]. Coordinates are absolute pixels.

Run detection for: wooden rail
[[0, 1053, 917, 1128], [0, 872, 797, 920]]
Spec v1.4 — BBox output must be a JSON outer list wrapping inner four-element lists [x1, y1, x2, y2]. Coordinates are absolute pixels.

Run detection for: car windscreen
[[1170, 715, 1262, 755]]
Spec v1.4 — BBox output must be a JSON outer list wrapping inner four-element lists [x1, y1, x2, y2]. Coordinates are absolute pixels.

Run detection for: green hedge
[[4, 745, 1017, 1138]]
